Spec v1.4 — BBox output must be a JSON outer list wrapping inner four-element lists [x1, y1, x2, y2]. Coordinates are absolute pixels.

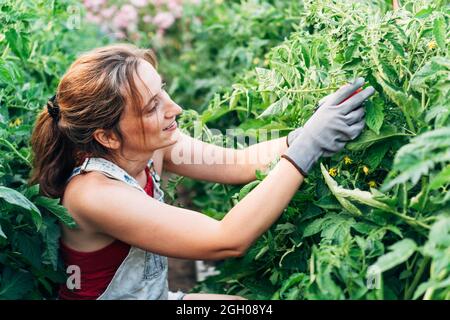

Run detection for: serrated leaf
[[383, 128, 450, 190], [0, 267, 33, 299], [303, 217, 326, 237], [0, 186, 42, 229], [13, 232, 42, 269], [5, 29, 30, 61], [320, 214, 354, 243], [377, 77, 422, 120], [369, 239, 417, 273], [365, 143, 390, 170], [34, 196, 77, 228], [347, 124, 408, 151], [411, 57, 450, 91], [433, 16, 446, 51], [255, 67, 284, 91], [429, 165, 450, 191], [257, 95, 291, 118], [365, 98, 384, 135], [41, 217, 62, 271]]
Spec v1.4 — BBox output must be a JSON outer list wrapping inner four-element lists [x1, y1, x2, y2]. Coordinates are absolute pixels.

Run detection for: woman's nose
[[165, 97, 183, 118]]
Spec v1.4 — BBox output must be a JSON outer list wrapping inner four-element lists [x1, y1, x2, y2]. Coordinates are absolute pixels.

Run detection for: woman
[[30, 44, 374, 300]]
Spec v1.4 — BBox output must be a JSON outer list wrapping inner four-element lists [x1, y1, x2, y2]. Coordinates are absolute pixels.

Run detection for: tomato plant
[[190, 0, 449, 300]]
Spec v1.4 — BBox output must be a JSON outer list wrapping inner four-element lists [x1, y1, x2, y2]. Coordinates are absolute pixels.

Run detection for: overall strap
[[68, 157, 164, 202]]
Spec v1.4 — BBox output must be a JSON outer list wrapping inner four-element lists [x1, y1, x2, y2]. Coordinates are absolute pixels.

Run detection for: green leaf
[[320, 164, 398, 214], [429, 165, 450, 190], [13, 232, 42, 269], [0, 267, 34, 299], [365, 143, 390, 170], [303, 218, 326, 237], [238, 181, 260, 201], [369, 239, 417, 273], [320, 164, 362, 216], [383, 127, 450, 190], [0, 186, 42, 230], [0, 224, 6, 239], [34, 196, 77, 228], [411, 57, 450, 91], [425, 217, 450, 252], [377, 77, 422, 120], [413, 277, 450, 300], [384, 33, 405, 57], [414, 7, 433, 18], [347, 124, 408, 151], [255, 67, 284, 91], [5, 29, 30, 60], [365, 97, 384, 135], [320, 214, 354, 244], [257, 95, 291, 118], [433, 16, 446, 51], [41, 217, 61, 271], [279, 273, 305, 298]]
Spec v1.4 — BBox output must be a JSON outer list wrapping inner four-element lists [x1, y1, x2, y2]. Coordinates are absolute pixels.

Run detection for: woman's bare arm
[[67, 158, 303, 260], [162, 132, 287, 184]]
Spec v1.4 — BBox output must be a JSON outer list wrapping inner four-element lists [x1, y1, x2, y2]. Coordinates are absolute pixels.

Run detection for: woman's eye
[[147, 100, 159, 114]]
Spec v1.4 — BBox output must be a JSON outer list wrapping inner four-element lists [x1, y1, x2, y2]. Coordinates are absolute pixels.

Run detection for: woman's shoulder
[[62, 171, 123, 212], [63, 150, 164, 212]]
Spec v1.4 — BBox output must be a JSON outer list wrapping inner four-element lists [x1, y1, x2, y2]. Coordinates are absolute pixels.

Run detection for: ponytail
[[29, 107, 76, 198]]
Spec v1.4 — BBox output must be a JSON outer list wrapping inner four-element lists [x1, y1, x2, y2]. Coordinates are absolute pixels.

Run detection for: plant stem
[[0, 138, 31, 167], [286, 86, 339, 94], [405, 256, 430, 299]]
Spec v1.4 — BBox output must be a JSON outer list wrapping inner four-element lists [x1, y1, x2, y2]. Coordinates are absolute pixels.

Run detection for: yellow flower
[[343, 156, 353, 165], [263, 59, 269, 66], [252, 57, 260, 65], [362, 166, 369, 175], [427, 40, 437, 50], [215, 0, 223, 4], [368, 180, 377, 188], [190, 64, 197, 72], [328, 167, 337, 177], [9, 118, 23, 127]]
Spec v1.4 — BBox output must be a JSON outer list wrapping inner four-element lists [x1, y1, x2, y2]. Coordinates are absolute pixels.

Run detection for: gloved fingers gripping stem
[[320, 77, 365, 107], [338, 86, 375, 114]]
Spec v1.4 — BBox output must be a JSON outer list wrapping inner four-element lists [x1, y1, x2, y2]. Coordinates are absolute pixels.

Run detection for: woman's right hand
[[282, 77, 375, 176]]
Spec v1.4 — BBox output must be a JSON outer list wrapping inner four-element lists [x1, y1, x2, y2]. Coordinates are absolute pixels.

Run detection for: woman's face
[[119, 60, 183, 156]]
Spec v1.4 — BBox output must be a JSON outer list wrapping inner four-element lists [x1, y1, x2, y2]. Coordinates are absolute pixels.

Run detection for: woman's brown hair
[[29, 44, 158, 198]]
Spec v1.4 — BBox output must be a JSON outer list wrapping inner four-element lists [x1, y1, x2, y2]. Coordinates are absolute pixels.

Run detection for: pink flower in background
[[82, 0, 200, 40], [130, 0, 148, 8], [143, 15, 153, 24], [86, 11, 102, 24], [114, 31, 126, 39], [101, 5, 117, 19], [168, 0, 183, 18], [153, 0, 167, 6], [84, 0, 106, 10], [153, 11, 175, 29], [113, 4, 138, 29]]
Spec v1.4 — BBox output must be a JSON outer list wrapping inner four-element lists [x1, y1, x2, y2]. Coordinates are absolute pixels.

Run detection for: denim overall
[[67, 157, 185, 300]]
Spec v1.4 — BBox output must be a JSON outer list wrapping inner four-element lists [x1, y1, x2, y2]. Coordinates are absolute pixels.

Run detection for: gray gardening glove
[[282, 77, 375, 176], [286, 78, 367, 147]]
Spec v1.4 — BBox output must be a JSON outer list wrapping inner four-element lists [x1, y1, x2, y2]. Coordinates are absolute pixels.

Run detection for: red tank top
[[58, 166, 154, 300]]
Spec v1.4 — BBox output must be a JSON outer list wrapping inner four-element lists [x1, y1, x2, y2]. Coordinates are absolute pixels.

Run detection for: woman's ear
[[93, 128, 121, 150]]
